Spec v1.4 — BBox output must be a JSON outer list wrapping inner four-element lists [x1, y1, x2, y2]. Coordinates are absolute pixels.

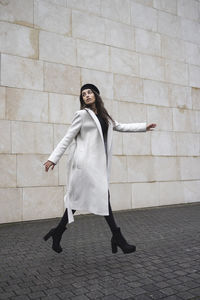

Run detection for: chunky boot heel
[[111, 227, 136, 254], [111, 237, 118, 253], [43, 226, 67, 253]]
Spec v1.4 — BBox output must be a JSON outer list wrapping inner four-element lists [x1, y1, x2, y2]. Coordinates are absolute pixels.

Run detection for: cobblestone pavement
[[0, 203, 200, 300]]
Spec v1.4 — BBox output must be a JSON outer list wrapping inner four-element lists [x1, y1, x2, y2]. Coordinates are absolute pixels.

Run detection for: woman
[[43, 83, 156, 254]]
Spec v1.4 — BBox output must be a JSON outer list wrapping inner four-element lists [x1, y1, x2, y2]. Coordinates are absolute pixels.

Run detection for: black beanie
[[80, 83, 100, 95]]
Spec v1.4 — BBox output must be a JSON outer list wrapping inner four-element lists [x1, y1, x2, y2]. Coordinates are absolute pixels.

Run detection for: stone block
[[177, 0, 199, 21], [0, 188, 22, 224], [140, 54, 165, 81], [130, 2, 157, 31], [158, 11, 181, 38], [0, 120, 11, 153], [101, 0, 130, 24], [116, 102, 146, 123], [105, 19, 134, 50], [153, 0, 177, 14], [196, 111, 200, 133], [0, 0, 34, 26], [34, 0, 71, 35], [192, 88, 200, 110], [184, 41, 200, 66], [54, 124, 69, 148], [114, 74, 143, 102], [109, 183, 132, 210], [159, 181, 184, 205], [110, 47, 139, 76], [165, 59, 188, 86], [169, 84, 192, 109], [81, 69, 113, 99], [49, 94, 79, 124], [127, 156, 155, 182], [135, 28, 161, 56], [180, 18, 200, 44], [173, 108, 196, 132], [0, 22, 38, 59], [0, 87, 6, 119], [147, 105, 173, 131], [23, 186, 64, 221], [72, 10, 105, 43], [44, 62, 80, 94], [189, 65, 200, 88], [178, 157, 200, 180], [161, 35, 185, 62], [0, 155, 16, 187], [123, 132, 150, 155], [39, 31, 76, 65], [1, 54, 43, 90], [110, 155, 128, 183], [67, 0, 101, 14], [151, 131, 176, 156], [154, 156, 180, 181], [112, 131, 123, 155], [12, 121, 53, 154], [176, 132, 199, 156], [133, 0, 153, 7], [46, 0, 66, 6], [17, 154, 58, 187], [58, 155, 68, 186], [132, 182, 159, 208], [6, 88, 48, 122], [77, 39, 109, 72], [144, 79, 169, 107], [183, 180, 200, 203]]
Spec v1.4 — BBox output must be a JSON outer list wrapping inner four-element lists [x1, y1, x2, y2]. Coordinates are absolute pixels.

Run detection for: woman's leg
[[56, 208, 76, 229], [104, 190, 118, 234]]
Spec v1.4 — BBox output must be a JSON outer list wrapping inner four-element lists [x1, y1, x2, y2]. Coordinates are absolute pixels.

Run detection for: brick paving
[[0, 203, 200, 300]]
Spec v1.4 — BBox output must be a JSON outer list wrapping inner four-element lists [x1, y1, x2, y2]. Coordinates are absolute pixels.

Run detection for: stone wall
[[0, 0, 200, 224]]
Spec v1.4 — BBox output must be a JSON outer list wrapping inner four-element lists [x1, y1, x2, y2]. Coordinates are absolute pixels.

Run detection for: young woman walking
[[43, 83, 156, 254]]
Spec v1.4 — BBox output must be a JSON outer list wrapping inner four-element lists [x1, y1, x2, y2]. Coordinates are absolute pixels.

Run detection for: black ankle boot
[[111, 227, 136, 254], [43, 226, 67, 253]]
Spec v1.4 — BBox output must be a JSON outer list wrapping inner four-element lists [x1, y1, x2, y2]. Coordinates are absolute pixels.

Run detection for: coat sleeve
[[47, 111, 82, 165], [113, 120, 147, 132]]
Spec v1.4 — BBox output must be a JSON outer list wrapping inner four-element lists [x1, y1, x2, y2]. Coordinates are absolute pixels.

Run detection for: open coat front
[[47, 108, 147, 223]]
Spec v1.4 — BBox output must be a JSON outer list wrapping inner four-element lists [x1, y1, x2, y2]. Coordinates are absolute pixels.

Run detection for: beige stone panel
[[144, 79, 169, 107], [0, 120, 11, 153], [116, 102, 146, 124], [67, 0, 100, 14], [0, 87, 6, 119], [133, 0, 153, 7], [183, 180, 200, 203], [151, 131, 176, 156], [104, 99, 118, 120], [132, 182, 159, 209], [196, 111, 200, 133], [81, 68, 113, 99], [127, 156, 155, 182], [12, 121, 53, 154], [17, 154, 58, 187], [34, 0, 71, 35], [159, 181, 184, 205], [173, 108, 196, 132], [105, 20, 134, 50], [77, 39, 109, 72], [154, 156, 180, 181], [180, 18, 200, 45], [39, 31, 76, 66], [130, 2, 157, 31], [110, 47, 139, 76], [6, 88, 48, 122], [135, 28, 161, 56], [46, 0, 66, 6], [178, 157, 200, 180], [161, 35, 185, 62], [192, 88, 200, 110], [189, 65, 200, 88], [0, 188, 22, 224], [177, 0, 199, 21], [1, 54, 43, 91], [54, 124, 69, 148], [109, 183, 132, 211], [0, 155, 16, 187], [123, 132, 150, 155], [165, 60, 188, 86], [184, 41, 200, 67], [0, 22, 38, 59], [169, 84, 192, 110], [140, 54, 165, 81], [112, 131, 123, 155], [23, 186, 63, 221], [114, 74, 143, 103], [101, 0, 130, 24], [44, 62, 80, 94], [58, 155, 68, 186], [158, 11, 181, 38], [147, 105, 173, 131], [110, 155, 127, 183], [49, 94, 79, 124], [176, 132, 199, 156], [0, 0, 33, 26], [153, 0, 177, 14], [72, 10, 105, 43]]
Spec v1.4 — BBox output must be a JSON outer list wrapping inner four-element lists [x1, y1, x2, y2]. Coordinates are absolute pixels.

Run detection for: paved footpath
[[0, 203, 200, 300]]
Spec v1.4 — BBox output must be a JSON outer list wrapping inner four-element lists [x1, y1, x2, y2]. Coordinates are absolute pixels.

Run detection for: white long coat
[[47, 108, 146, 223]]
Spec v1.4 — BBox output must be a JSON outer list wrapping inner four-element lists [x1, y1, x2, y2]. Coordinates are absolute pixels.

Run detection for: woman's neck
[[87, 103, 97, 115]]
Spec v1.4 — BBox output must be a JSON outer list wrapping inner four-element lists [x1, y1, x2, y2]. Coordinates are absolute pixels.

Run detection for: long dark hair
[[80, 89, 115, 126]]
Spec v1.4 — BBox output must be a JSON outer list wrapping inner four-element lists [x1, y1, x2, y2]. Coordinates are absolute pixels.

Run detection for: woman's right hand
[[43, 160, 55, 172]]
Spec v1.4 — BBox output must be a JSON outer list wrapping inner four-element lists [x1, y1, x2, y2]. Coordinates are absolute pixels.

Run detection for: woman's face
[[82, 89, 95, 105]]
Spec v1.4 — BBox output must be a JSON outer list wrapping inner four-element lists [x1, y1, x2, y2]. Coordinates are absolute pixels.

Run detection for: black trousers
[[56, 190, 118, 234]]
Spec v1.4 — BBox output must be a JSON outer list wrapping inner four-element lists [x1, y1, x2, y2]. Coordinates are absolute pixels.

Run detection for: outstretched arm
[[113, 120, 147, 132]]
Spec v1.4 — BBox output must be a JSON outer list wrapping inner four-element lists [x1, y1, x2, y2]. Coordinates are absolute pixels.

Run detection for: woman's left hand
[[146, 123, 157, 131]]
